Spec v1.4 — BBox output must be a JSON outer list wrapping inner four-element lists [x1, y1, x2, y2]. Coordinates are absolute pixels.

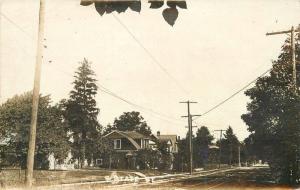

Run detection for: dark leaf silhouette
[[93, 1, 141, 16], [94, 2, 106, 16], [162, 7, 178, 26], [81, 0, 186, 26], [80, 0, 93, 6], [167, 1, 187, 9], [129, 1, 141, 12], [148, 0, 164, 9]]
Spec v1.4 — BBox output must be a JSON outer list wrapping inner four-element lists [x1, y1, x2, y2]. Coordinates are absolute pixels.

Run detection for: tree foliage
[[0, 92, 70, 169], [81, 0, 187, 26], [63, 58, 101, 167], [218, 126, 240, 166], [136, 149, 160, 170], [109, 111, 152, 136], [242, 36, 300, 184], [156, 141, 173, 170], [193, 126, 214, 168], [173, 138, 189, 172]]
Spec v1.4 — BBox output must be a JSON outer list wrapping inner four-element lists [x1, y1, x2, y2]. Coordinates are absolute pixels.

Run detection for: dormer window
[[114, 139, 121, 149]]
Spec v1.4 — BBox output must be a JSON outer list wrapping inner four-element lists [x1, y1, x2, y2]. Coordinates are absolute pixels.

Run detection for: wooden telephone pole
[[214, 129, 225, 169], [25, 0, 45, 187], [238, 144, 241, 167], [180, 101, 200, 175], [266, 25, 300, 92]]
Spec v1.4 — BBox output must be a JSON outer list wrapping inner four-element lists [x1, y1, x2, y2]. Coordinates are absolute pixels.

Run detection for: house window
[[96, 159, 103, 166], [114, 139, 121, 149]]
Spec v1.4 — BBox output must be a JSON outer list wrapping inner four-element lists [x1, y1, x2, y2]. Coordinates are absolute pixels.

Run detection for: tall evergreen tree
[[193, 126, 214, 168], [242, 36, 300, 184], [64, 58, 100, 167], [218, 126, 239, 165]]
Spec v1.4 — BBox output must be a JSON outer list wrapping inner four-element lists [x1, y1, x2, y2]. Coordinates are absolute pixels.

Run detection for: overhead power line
[[112, 13, 189, 95], [43, 62, 185, 126], [0, 11, 185, 126], [2, 7, 188, 97], [193, 68, 272, 120], [97, 83, 185, 125], [0, 12, 33, 39], [2, 8, 274, 129]]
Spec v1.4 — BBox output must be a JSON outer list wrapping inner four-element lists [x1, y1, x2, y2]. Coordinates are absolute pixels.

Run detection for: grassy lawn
[[0, 169, 142, 187], [0, 166, 221, 188]]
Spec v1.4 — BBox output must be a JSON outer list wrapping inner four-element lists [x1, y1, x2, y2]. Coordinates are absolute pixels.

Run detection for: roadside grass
[[0, 164, 222, 188], [0, 169, 139, 188]]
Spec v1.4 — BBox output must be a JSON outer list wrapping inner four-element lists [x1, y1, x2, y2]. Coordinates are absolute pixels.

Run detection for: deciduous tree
[[242, 36, 300, 184], [0, 92, 70, 169], [112, 111, 151, 136]]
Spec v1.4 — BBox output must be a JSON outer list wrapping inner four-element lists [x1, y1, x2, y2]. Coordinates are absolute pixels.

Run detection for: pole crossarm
[[181, 114, 201, 118], [266, 29, 300, 36], [179, 101, 198, 104], [266, 25, 299, 93]]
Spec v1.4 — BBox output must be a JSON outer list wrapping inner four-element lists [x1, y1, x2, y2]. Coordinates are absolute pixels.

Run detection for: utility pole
[[238, 144, 241, 167], [266, 25, 300, 92], [180, 101, 201, 175], [215, 129, 225, 169], [25, 0, 45, 187]]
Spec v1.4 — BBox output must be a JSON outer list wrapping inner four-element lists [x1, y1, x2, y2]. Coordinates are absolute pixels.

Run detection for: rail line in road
[[38, 167, 238, 190], [102, 167, 239, 189]]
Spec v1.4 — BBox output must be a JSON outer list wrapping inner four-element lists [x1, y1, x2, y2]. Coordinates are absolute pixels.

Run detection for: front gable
[[104, 131, 141, 151]]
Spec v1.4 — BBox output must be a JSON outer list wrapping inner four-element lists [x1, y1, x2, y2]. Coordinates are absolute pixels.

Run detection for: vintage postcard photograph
[[0, 0, 299, 189]]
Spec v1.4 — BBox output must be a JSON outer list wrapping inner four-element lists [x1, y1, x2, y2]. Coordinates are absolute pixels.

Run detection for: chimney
[[157, 131, 160, 137], [177, 136, 180, 141]]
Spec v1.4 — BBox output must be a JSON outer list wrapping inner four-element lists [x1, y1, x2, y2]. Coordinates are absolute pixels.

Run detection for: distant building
[[104, 130, 152, 151], [152, 131, 179, 170], [103, 130, 154, 169], [155, 131, 179, 153]]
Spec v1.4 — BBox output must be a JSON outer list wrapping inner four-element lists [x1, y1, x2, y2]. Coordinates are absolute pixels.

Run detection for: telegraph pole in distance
[[238, 144, 241, 167], [266, 25, 300, 92], [26, 0, 45, 187], [180, 101, 201, 175], [215, 129, 225, 169]]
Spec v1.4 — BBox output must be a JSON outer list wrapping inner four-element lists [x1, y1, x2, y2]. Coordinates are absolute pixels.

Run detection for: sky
[[0, 0, 300, 141]]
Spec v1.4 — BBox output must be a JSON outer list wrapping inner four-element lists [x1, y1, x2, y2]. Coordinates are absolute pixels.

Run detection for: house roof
[[104, 130, 149, 150], [157, 135, 177, 146], [120, 131, 148, 139], [104, 130, 150, 139]]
